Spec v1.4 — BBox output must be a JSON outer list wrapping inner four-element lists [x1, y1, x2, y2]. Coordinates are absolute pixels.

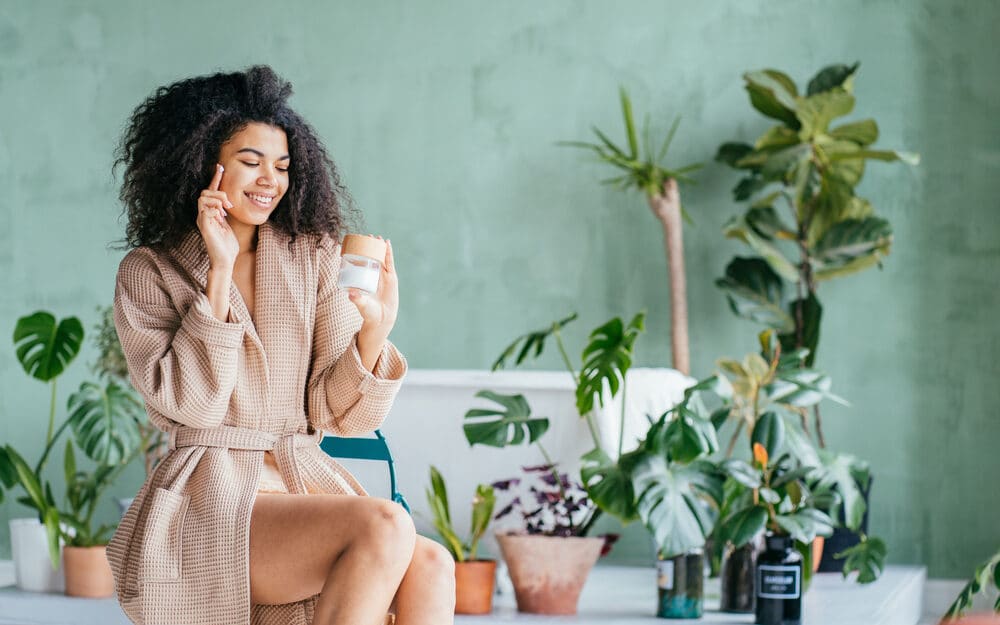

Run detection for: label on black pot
[[656, 559, 674, 590], [757, 565, 800, 599]]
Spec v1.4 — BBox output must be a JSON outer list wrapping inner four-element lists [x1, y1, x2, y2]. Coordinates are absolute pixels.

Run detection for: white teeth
[[248, 193, 274, 205]]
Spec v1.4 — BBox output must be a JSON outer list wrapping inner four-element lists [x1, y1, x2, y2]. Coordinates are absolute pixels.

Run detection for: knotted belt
[[167, 424, 322, 494]]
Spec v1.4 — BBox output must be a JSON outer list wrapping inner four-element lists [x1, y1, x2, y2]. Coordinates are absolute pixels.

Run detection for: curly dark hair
[[114, 65, 357, 250]]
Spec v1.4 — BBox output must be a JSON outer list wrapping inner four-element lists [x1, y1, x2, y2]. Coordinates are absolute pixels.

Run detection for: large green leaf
[[751, 411, 785, 458], [718, 505, 768, 548], [796, 89, 855, 139], [576, 312, 645, 415], [491, 313, 578, 371], [773, 508, 834, 544], [3, 445, 46, 513], [806, 63, 860, 96], [744, 70, 800, 127], [67, 380, 144, 466], [13, 312, 84, 382], [777, 293, 822, 367], [632, 456, 722, 557], [716, 142, 755, 168], [812, 218, 893, 281], [469, 484, 495, 553], [720, 459, 761, 490], [829, 119, 879, 146], [723, 214, 799, 281], [835, 536, 887, 584], [746, 205, 796, 241], [462, 391, 549, 448], [779, 413, 820, 468], [716, 258, 794, 332], [663, 406, 720, 464], [827, 148, 920, 166], [580, 447, 639, 523]]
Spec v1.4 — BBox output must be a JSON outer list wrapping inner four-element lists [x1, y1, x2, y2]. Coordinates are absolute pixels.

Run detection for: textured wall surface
[[0, 0, 997, 579]]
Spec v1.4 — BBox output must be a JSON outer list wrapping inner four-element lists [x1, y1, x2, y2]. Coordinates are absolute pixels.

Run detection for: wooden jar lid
[[341, 234, 386, 261]]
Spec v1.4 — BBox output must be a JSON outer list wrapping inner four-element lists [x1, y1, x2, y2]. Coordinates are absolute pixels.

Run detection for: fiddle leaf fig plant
[[715, 62, 919, 447]]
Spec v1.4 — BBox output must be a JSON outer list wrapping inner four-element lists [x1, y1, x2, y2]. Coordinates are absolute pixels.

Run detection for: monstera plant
[[0, 310, 145, 566], [715, 62, 918, 447]]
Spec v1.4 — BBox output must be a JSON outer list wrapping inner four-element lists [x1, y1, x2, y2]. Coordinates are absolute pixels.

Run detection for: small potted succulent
[[425, 466, 497, 615]]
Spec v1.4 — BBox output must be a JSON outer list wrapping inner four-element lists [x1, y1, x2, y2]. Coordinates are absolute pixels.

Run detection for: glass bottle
[[755, 533, 802, 625], [656, 549, 704, 619], [338, 234, 386, 294]]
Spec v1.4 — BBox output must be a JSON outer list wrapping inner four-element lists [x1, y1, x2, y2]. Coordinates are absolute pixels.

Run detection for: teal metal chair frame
[[319, 429, 410, 513]]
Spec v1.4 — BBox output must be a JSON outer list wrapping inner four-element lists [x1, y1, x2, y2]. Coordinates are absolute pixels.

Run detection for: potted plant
[[0, 309, 145, 594], [627, 377, 726, 619], [562, 88, 702, 375], [463, 390, 611, 615], [425, 465, 497, 615], [714, 62, 918, 569]]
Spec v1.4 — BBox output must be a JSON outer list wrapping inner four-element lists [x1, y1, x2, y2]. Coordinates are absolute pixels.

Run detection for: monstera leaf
[[576, 312, 645, 415], [13, 312, 83, 382], [491, 313, 578, 371], [462, 390, 548, 448], [632, 456, 722, 558], [580, 446, 641, 523], [67, 380, 145, 466]]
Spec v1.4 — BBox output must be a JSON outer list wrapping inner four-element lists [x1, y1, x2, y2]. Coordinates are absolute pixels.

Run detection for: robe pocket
[[138, 487, 189, 583]]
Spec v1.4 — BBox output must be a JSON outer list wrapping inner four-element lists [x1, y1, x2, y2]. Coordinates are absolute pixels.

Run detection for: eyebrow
[[236, 147, 291, 161]]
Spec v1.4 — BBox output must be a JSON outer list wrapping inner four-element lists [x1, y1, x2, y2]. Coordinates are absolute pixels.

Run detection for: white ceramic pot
[[9, 517, 65, 593]]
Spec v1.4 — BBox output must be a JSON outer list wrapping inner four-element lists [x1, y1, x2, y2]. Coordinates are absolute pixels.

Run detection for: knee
[[413, 539, 456, 597], [360, 500, 416, 559]]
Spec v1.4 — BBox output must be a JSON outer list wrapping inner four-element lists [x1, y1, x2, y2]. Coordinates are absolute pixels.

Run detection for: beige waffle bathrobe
[[106, 222, 407, 625]]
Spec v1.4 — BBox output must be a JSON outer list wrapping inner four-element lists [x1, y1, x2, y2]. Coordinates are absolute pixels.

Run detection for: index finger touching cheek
[[209, 163, 224, 191]]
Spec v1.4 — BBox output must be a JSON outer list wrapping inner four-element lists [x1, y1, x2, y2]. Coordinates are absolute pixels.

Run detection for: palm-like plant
[[425, 466, 495, 562], [562, 88, 702, 375]]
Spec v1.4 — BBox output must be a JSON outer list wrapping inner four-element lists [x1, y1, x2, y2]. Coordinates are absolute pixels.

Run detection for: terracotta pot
[[811, 536, 825, 573], [454, 559, 496, 614], [495, 533, 603, 615], [63, 545, 114, 598]]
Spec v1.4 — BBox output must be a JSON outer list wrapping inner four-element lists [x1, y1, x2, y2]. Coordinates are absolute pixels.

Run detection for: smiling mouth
[[246, 192, 276, 209]]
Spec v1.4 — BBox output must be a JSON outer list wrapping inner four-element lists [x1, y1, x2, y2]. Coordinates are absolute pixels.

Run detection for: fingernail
[[226, 202, 233, 208]]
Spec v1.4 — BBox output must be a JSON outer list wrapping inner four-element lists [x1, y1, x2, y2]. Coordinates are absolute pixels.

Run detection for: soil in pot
[[454, 559, 496, 615]]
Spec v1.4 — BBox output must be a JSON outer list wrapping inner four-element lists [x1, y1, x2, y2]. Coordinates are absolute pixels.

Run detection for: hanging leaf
[[13, 312, 84, 382], [744, 70, 800, 128], [829, 119, 879, 146], [576, 312, 645, 415], [491, 313, 578, 371], [835, 536, 887, 584], [463, 391, 549, 448], [716, 258, 794, 332], [580, 447, 640, 523], [723, 214, 799, 281]]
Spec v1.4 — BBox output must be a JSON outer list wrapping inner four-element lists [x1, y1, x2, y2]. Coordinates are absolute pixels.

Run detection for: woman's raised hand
[[197, 164, 239, 270], [347, 237, 398, 341]]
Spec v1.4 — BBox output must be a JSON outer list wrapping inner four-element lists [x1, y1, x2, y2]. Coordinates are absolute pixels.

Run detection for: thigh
[[249, 493, 386, 606]]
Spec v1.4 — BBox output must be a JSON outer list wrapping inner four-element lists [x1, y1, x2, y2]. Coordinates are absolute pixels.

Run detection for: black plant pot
[[817, 475, 872, 573], [720, 541, 759, 613]]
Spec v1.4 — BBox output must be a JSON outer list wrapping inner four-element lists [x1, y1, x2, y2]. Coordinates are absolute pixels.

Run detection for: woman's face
[[216, 122, 290, 227]]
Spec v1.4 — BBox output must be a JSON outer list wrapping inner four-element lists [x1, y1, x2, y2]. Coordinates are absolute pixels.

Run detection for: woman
[[107, 65, 454, 625]]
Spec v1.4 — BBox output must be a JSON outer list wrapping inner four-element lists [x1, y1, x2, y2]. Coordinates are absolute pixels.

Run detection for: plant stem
[[813, 404, 827, 448], [617, 379, 627, 459], [578, 506, 603, 536], [34, 417, 73, 476], [725, 420, 745, 458], [535, 442, 567, 502], [46, 380, 57, 448], [553, 330, 580, 387]]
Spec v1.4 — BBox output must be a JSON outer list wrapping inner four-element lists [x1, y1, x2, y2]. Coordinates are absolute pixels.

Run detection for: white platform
[[0, 561, 928, 625]]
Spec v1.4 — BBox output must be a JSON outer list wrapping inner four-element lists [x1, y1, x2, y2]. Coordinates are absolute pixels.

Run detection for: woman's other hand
[[349, 237, 398, 353], [197, 164, 239, 270]]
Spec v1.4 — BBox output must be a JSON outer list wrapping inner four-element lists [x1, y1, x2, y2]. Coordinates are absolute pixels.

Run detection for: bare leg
[[249, 493, 415, 624], [390, 535, 456, 625]]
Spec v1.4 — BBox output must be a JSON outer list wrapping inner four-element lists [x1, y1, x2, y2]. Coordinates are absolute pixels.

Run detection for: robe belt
[[167, 425, 322, 494]]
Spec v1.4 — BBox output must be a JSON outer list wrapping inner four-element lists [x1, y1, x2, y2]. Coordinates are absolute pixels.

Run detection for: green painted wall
[[1, 0, 997, 579]]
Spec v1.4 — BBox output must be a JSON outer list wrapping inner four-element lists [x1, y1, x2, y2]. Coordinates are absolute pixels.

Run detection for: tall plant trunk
[[647, 179, 690, 376]]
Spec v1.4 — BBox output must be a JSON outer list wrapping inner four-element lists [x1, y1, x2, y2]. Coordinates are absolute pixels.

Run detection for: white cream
[[338, 255, 381, 293]]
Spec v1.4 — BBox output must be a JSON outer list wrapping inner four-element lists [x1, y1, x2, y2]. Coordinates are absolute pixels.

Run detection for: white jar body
[[338, 254, 382, 293]]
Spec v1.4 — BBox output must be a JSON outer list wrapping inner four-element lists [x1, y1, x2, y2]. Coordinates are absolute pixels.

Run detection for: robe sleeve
[[306, 241, 407, 437], [113, 249, 244, 430]]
